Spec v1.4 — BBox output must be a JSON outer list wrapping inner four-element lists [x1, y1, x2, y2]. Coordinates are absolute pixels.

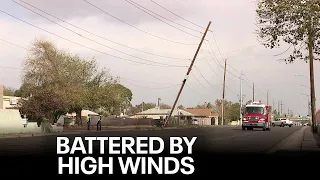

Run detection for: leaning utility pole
[[239, 71, 243, 125], [222, 59, 227, 126], [253, 83, 255, 102], [164, 21, 211, 127]]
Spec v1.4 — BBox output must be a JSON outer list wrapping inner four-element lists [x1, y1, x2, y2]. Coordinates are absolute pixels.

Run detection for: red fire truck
[[242, 101, 272, 131]]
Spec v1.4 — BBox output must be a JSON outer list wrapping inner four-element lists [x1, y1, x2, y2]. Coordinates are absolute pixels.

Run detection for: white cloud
[[0, 0, 319, 116]]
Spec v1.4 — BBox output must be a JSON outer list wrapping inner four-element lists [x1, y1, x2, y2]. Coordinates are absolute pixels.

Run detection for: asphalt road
[[2, 126, 320, 176], [0, 126, 303, 155]]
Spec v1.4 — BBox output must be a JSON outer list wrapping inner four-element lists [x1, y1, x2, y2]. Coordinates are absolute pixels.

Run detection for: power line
[[0, 38, 28, 50], [125, 0, 202, 34], [16, 0, 192, 61], [124, 81, 180, 89], [13, 1, 186, 67], [0, 9, 187, 68], [119, 77, 180, 85], [194, 65, 220, 91], [204, 41, 222, 67], [208, 29, 265, 96], [0, 65, 21, 70], [149, 0, 205, 29], [82, 0, 197, 45], [0, 64, 183, 88], [199, 50, 221, 78], [191, 72, 207, 90]]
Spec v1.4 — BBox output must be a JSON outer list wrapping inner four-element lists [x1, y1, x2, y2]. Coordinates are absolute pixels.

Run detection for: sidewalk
[[301, 127, 320, 151], [275, 126, 320, 152]]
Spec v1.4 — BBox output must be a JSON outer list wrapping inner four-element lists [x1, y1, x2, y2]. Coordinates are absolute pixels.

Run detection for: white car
[[191, 119, 199, 125], [272, 118, 293, 127]]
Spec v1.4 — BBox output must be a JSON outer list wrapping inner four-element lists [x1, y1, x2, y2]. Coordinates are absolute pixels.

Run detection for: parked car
[[191, 119, 199, 125]]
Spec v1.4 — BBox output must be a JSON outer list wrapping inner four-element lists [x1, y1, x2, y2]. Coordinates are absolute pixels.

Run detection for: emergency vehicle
[[242, 101, 272, 131]]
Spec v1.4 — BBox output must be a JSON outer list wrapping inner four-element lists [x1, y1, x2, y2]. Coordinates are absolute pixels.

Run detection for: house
[[2, 96, 21, 109], [178, 108, 219, 125], [132, 107, 193, 120], [133, 108, 219, 126]]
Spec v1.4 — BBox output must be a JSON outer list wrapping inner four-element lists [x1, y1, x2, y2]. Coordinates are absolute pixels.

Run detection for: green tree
[[107, 83, 133, 115], [20, 39, 71, 123], [127, 102, 157, 115], [20, 39, 127, 125], [3, 86, 16, 96], [225, 103, 240, 122], [212, 99, 233, 117], [256, 0, 319, 131], [160, 103, 171, 109], [177, 104, 184, 109]]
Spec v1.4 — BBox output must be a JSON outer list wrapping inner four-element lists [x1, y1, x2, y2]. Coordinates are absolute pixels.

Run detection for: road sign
[[302, 116, 307, 120]]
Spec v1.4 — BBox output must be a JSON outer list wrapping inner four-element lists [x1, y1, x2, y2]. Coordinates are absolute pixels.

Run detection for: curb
[[266, 126, 307, 154], [0, 127, 184, 139]]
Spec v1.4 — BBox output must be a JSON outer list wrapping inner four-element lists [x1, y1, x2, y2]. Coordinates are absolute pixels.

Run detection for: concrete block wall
[[21, 122, 42, 133], [0, 109, 63, 134], [0, 109, 25, 133]]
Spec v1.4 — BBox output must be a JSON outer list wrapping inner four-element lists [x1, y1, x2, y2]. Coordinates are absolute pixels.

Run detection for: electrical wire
[[0, 38, 29, 50], [82, 0, 197, 45], [0, 9, 188, 68], [190, 72, 207, 89], [125, 0, 202, 34], [12, 1, 186, 67], [16, 0, 192, 61], [149, 0, 205, 29]]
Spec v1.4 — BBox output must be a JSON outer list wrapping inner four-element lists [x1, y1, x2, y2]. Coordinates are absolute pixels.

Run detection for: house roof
[[183, 108, 218, 117], [136, 108, 219, 117], [136, 108, 193, 116]]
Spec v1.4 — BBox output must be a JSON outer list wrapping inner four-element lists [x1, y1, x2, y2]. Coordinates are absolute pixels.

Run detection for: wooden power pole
[[308, 39, 317, 132], [164, 21, 211, 127], [222, 59, 227, 126], [239, 71, 243, 125], [267, 90, 269, 105], [253, 83, 255, 102]]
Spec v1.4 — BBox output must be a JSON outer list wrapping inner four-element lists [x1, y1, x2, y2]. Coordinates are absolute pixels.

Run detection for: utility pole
[[158, 98, 161, 109], [278, 100, 280, 115], [307, 18, 317, 132], [164, 21, 211, 127], [142, 102, 144, 112], [272, 99, 275, 111], [253, 83, 255, 102], [267, 90, 269, 105], [308, 97, 311, 116], [222, 59, 227, 126], [239, 71, 243, 125], [280, 101, 283, 115]]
